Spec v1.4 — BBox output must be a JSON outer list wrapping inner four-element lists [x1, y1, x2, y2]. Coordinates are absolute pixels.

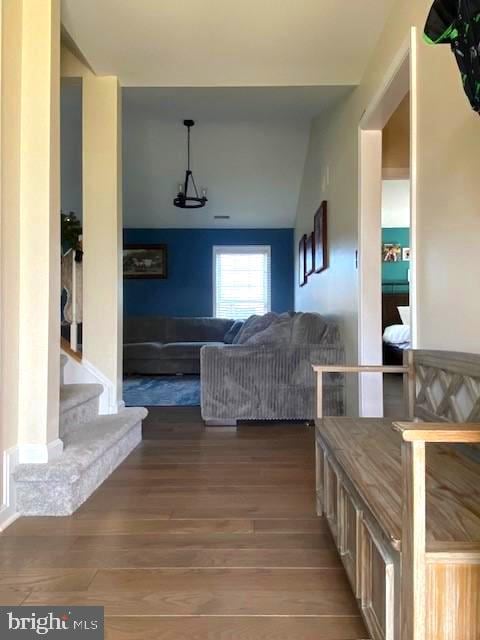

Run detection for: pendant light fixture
[[173, 120, 208, 209]]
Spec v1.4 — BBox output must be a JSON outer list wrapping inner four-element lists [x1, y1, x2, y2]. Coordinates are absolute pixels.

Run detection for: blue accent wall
[[382, 227, 410, 293], [123, 228, 294, 317]]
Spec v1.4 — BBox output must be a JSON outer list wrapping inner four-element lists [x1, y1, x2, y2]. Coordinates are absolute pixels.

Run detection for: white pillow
[[383, 324, 411, 346], [397, 306, 410, 326]]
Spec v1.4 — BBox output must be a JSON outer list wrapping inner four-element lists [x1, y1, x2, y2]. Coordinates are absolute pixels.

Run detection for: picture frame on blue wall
[[123, 244, 168, 279], [299, 234, 307, 287]]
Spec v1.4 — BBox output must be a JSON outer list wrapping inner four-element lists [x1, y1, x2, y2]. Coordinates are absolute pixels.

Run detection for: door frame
[[357, 27, 418, 417]]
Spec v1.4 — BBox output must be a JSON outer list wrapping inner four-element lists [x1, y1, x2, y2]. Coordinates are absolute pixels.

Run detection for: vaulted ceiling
[[61, 0, 396, 228], [121, 87, 352, 228], [61, 0, 395, 87]]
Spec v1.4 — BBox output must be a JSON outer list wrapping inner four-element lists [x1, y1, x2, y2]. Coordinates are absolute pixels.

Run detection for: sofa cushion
[[124, 342, 165, 360], [166, 318, 234, 343], [224, 320, 244, 344], [234, 312, 278, 344], [291, 312, 328, 344], [161, 342, 224, 360], [124, 317, 168, 343], [125, 341, 224, 362], [244, 315, 294, 345]]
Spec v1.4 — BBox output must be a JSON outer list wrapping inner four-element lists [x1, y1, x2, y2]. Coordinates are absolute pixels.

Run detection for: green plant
[[61, 211, 82, 256]]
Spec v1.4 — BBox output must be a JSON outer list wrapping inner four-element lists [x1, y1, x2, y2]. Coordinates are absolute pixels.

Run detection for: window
[[213, 246, 271, 320]]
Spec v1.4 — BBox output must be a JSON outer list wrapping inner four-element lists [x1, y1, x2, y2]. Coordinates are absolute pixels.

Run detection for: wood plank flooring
[[0, 407, 368, 639]]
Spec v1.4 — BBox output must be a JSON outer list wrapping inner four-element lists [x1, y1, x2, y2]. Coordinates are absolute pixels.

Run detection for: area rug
[[123, 376, 201, 407]]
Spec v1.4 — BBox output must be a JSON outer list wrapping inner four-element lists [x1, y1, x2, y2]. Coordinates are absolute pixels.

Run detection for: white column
[[17, 0, 62, 463], [82, 75, 123, 412], [61, 47, 123, 415]]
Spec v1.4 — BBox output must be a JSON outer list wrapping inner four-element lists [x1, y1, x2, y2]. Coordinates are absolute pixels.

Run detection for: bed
[[382, 290, 410, 365]]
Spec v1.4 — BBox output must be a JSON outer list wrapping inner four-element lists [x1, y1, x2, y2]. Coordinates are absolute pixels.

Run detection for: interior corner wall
[[294, 0, 480, 413], [62, 44, 123, 409], [61, 78, 82, 219], [382, 93, 410, 171]]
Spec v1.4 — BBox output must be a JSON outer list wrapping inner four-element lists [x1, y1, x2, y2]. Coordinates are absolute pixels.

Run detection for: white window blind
[[213, 246, 271, 320]]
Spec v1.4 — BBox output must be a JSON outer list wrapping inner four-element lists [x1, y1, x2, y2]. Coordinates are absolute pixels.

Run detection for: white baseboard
[[18, 438, 64, 464], [61, 349, 119, 415], [0, 446, 20, 531]]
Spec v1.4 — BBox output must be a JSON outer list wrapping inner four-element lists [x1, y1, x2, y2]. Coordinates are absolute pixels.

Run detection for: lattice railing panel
[[415, 364, 480, 423]]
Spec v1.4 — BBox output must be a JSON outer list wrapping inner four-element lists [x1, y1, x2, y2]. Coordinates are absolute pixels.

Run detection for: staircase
[[14, 355, 147, 516]]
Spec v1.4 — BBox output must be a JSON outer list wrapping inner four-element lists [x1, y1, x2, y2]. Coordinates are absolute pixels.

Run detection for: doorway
[[358, 28, 418, 417]]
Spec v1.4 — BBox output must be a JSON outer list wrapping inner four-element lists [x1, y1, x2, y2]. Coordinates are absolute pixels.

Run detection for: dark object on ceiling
[[173, 120, 208, 209], [424, 0, 480, 115]]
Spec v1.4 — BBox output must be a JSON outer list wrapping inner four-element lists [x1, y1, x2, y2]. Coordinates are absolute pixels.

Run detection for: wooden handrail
[[60, 337, 82, 363], [312, 363, 412, 419], [312, 364, 409, 374], [394, 421, 480, 443]]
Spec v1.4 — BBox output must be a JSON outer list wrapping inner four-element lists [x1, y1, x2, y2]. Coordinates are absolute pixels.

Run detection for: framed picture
[[123, 244, 168, 279], [402, 247, 411, 262], [306, 232, 315, 275], [382, 243, 401, 263], [299, 234, 307, 287], [314, 201, 328, 273]]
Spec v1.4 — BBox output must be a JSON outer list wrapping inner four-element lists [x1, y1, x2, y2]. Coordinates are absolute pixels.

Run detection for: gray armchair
[[201, 339, 345, 425]]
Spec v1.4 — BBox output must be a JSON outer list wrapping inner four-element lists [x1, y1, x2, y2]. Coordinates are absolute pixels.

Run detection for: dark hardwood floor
[[0, 407, 368, 639]]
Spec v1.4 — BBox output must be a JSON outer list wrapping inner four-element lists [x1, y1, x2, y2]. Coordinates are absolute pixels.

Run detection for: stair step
[[60, 383, 103, 438], [14, 407, 147, 516]]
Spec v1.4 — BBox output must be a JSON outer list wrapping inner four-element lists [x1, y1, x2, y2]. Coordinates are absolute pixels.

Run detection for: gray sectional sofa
[[201, 312, 345, 424], [124, 316, 238, 375], [124, 312, 345, 423]]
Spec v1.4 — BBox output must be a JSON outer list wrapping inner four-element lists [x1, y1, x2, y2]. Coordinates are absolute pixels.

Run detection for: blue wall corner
[[123, 228, 294, 317]]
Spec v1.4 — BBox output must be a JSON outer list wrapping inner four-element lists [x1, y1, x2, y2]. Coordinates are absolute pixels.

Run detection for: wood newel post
[[401, 439, 426, 640]]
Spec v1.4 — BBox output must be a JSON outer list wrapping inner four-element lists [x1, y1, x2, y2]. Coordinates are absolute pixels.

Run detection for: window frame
[[212, 245, 272, 320]]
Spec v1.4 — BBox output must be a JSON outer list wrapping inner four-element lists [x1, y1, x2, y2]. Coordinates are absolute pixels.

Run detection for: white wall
[[61, 79, 82, 219], [382, 180, 410, 227], [295, 0, 480, 415], [122, 105, 310, 229], [62, 46, 123, 412]]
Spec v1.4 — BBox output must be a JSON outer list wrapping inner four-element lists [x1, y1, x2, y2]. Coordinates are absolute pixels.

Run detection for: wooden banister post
[[70, 250, 78, 352], [401, 439, 426, 640], [316, 371, 323, 420], [315, 370, 324, 516], [404, 350, 416, 420]]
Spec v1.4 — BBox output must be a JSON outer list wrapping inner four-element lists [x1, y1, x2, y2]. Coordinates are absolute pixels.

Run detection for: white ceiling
[[122, 87, 345, 228], [123, 86, 353, 122], [61, 0, 395, 87]]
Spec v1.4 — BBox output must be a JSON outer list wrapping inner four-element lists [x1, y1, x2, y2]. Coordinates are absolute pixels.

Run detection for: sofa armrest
[[200, 344, 345, 422], [202, 343, 346, 382]]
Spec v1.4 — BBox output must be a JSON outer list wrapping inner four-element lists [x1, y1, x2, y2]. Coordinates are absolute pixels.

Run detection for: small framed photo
[[402, 247, 411, 262], [299, 234, 307, 287], [306, 232, 315, 275], [314, 201, 328, 273], [123, 244, 168, 279], [382, 243, 401, 263]]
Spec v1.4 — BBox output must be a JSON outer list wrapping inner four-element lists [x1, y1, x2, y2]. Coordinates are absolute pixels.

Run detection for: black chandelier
[[173, 120, 208, 209]]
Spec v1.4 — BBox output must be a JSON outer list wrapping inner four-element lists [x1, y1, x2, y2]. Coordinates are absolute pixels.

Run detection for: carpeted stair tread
[[14, 408, 147, 484], [60, 383, 103, 415]]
